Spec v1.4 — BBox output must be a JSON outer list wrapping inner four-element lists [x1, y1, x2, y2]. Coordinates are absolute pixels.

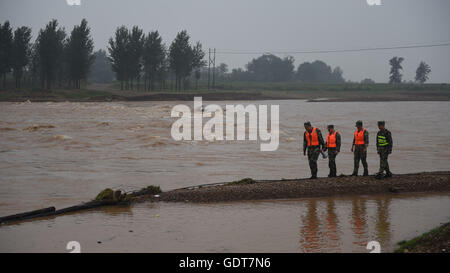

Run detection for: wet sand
[[160, 172, 450, 203]]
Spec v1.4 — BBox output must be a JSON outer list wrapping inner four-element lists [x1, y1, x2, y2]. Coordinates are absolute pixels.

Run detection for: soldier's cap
[[378, 121, 385, 126], [355, 120, 363, 127], [304, 121, 311, 127], [327, 125, 334, 129]]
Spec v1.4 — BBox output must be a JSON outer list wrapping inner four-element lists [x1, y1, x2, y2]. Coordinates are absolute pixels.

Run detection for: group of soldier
[[303, 120, 393, 179]]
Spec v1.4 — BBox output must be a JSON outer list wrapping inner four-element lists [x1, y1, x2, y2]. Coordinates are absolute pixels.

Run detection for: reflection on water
[[351, 198, 368, 248], [299, 196, 395, 252], [324, 200, 339, 251], [375, 197, 391, 246], [300, 200, 322, 252], [0, 193, 449, 253]]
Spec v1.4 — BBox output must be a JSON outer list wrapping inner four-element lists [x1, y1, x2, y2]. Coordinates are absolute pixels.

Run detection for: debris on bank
[[395, 222, 450, 253], [0, 185, 162, 225], [23, 124, 55, 132]]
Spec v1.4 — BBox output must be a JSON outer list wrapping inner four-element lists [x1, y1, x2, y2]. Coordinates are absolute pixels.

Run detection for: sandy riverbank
[[1, 171, 449, 225], [159, 171, 450, 203]]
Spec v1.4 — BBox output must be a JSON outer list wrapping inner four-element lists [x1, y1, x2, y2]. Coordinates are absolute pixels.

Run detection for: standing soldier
[[375, 121, 393, 178], [303, 122, 325, 179], [324, 125, 341, 177], [351, 120, 369, 176]]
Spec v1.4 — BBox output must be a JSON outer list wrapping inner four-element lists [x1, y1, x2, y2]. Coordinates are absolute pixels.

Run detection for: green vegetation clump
[[145, 185, 162, 195], [228, 178, 256, 186], [95, 188, 129, 202], [95, 188, 114, 201], [395, 222, 450, 253]]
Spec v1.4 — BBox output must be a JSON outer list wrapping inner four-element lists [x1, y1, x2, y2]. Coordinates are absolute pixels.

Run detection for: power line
[[215, 42, 450, 55]]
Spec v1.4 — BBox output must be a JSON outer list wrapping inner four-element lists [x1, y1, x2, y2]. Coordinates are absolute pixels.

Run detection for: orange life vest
[[327, 131, 338, 148], [306, 128, 319, 147], [354, 128, 366, 145]]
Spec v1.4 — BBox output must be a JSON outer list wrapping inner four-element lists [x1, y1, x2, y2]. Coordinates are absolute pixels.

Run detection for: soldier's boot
[[385, 171, 392, 178], [328, 169, 334, 177], [375, 172, 384, 179], [330, 169, 337, 177], [351, 172, 358, 176], [363, 169, 369, 177]]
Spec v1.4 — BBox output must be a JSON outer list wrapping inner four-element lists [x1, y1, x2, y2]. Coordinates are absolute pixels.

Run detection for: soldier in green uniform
[[323, 125, 341, 177], [303, 121, 325, 179], [351, 120, 369, 176], [375, 121, 393, 178]]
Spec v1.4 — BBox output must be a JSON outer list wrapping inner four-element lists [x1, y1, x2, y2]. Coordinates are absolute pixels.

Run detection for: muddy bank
[[395, 222, 450, 253], [0, 91, 288, 102], [308, 91, 450, 102], [159, 172, 450, 203], [124, 91, 450, 102], [1, 88, 449, 102]]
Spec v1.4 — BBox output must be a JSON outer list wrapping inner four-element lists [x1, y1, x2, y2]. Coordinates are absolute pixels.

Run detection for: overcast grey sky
[[1, 0, 449, 83]]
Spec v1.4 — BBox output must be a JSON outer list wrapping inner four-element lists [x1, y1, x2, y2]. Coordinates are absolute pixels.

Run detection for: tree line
[[228, 55, 345, 83], [0, 19, 434, 91], [0, 20, 207, 91], [108, 27, 206, 91], [0, 19, 94, 90], [227, 54, 431, 84], [389, 56, 431, 84]]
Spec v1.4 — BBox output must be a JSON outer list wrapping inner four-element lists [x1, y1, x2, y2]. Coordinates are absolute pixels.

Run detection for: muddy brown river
[[0, 100, 449, 252]]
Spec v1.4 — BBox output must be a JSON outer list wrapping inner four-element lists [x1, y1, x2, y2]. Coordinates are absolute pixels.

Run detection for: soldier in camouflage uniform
[[375, 121, 393, 178], [303, 121, 325, 179], [323, 125, 341, 177], [351, 120, 369, 176]]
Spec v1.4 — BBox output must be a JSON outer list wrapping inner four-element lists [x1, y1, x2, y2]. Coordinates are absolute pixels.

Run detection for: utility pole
[[207, 48, 216, 90], [208, 48, 211, 90], [212, 48, 216, 89]]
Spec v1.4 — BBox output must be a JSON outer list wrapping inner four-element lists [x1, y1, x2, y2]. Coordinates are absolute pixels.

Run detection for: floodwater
[[0, 100, 449, 252], [0, 193, 449, 253]]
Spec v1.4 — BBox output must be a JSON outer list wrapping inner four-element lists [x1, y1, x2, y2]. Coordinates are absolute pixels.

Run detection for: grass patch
[[395, 222, 450, 253], [213, 82, 450, 93], [144, 185, 162, 195], [228, 178, 257, 186], [103, 81, 450, 93], [94, 188, 115, 201], [2, 82, 449, 101], [58, 89, 113, 99]]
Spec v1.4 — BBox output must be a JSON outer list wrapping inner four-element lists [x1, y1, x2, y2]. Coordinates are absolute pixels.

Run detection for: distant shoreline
[[1, 85, 450, 102]]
